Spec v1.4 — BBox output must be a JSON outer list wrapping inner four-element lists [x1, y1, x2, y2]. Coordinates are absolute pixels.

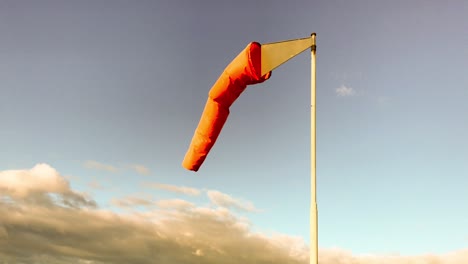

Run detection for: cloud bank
[[0, 164, 467, 264], [0, 164, 306, 264]]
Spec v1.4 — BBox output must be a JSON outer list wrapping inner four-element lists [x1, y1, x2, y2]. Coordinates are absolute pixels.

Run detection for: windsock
[[182, 36, 314, 171], [182, 42, 271, 171]]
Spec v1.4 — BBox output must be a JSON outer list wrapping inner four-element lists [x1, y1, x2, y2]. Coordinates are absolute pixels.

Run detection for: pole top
[[311, 33, 316, 51]]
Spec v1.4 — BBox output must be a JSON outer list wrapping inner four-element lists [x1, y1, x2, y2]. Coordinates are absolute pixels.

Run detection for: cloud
[[83, 160, 119, 173], [0, 163, 69, 197], [207, 190, 258, 212], [87, 180, 104, 190], [146, 183, 201, 196], [336, 85, 356, 96], [318, 248, 468, 264], [0, 201, 311, 264], [1, 164, 467, 264], [111, 196, 155, 208], [156, 199, 195, 210], [128, 164, 150, 176], [84, 161, 151, 176], [0, 164, 308, 264], [0, 163, 96, 208]]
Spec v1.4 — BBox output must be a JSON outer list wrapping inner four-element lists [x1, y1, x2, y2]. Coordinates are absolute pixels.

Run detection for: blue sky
[[0, 0, 467, 262]]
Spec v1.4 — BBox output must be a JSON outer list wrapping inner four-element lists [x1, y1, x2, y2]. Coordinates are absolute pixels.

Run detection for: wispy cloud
[[145, 182, 201, 196], [111, 196, 155, 208], [84, 161, 151, 176], [83, 160, 119, 173], [128, 164, 150, 176], [156, 199, 195, 210], [207, 190, 258, 212], [87, 180, 104, 190], [336, 85, 356, 96]]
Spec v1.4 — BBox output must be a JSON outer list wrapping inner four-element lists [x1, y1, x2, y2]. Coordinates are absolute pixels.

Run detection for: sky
[[0, 0, 467, 263]]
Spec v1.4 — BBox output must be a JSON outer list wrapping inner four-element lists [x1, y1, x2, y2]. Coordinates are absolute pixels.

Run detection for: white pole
[[310, 33, 317, 264]]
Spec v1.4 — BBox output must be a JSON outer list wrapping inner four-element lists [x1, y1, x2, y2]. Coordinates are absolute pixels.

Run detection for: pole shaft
[[310, 33, 317, 264]]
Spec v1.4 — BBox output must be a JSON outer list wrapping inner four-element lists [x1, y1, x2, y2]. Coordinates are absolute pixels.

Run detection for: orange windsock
[[182, 42, 271, 171]]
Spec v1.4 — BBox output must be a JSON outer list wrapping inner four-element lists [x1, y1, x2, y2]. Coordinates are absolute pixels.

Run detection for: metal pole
[[310, 33, 317, 264]]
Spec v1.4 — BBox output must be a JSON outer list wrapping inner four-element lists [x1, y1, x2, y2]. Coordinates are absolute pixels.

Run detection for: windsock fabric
[[182, 42, 271, 171]]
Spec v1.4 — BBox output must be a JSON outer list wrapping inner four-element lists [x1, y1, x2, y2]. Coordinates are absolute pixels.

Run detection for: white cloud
[[83, 160, 119, 173], [207, 190, 258, 212], [0, 163, 69, 197], [0, 163, 95, 208], [336, 85, 356, 96], [146, 183, 201, 196]]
